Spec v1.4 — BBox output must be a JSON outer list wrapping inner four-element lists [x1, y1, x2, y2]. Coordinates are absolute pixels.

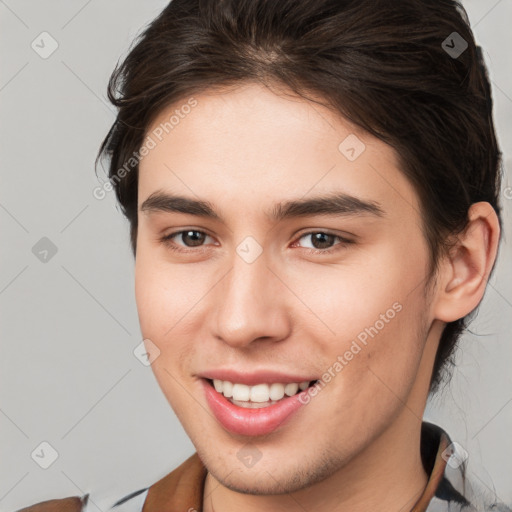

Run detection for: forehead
[[138, 82, 420, 223]]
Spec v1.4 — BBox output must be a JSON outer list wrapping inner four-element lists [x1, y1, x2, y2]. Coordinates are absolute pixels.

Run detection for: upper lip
[[198, 369, 318, 386]]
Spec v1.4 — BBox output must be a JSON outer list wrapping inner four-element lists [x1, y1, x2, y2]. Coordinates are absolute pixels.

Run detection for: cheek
[[134, 248, 196, 338], [333, 289, 428, 416], [134, 258, 162, 338], [281, 244, 425, 347], [134, 251, 212, 394], [300, 250, 429, 408], [135, 257, 199, 405]]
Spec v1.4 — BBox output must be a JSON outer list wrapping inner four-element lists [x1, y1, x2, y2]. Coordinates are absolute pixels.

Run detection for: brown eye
[[293, 231, 354, 255], [176, 230, 208, 247], [159, 230, 214, 251], [302, 232, 337, 250]]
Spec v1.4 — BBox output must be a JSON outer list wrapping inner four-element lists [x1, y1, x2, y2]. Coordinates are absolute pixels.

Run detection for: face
[[135, 82, 439, 495]]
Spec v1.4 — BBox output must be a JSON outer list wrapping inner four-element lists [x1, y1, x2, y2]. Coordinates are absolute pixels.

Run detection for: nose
[[212, 248, 292, 349]]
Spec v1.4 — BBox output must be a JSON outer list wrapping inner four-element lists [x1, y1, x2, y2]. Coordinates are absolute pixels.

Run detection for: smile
[[202, 378, 319, 436], [211, 378, 319, 405]]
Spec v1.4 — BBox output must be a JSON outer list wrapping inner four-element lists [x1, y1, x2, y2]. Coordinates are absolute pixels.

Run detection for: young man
[[16, 0, 510, 511]]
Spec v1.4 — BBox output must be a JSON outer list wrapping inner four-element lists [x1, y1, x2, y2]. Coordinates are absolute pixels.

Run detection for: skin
[[134, 81, 500, 512]]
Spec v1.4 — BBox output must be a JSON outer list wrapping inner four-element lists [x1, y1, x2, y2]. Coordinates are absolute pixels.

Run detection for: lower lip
[[202, 379, 310, 436]]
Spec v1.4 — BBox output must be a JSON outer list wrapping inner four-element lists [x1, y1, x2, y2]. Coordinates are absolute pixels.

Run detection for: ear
[[432, 202, 501, 323]]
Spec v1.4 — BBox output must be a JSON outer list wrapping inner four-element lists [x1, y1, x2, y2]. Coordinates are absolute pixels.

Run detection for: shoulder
[[14, 495, 87, 512], [420, 422, 511, 512], [13, 488, 150, 512], [12, 453, 199, 512]]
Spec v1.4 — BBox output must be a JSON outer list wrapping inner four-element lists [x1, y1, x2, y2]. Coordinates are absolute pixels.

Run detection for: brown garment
[[16, 497, 87, 512]]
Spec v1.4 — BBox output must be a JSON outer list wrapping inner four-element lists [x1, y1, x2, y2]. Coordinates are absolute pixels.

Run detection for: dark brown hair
[[96, 0, 503, 394]]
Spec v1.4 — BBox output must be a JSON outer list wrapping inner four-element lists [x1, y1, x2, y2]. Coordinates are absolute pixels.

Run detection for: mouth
[[201, 377, 319, 436]]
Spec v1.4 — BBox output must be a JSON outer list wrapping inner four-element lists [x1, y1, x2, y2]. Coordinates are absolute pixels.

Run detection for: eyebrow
[[140, 190, 385, 222]]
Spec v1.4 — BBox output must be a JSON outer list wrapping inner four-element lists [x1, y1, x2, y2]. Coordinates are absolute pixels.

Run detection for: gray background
[[0, 1, 511, 510]]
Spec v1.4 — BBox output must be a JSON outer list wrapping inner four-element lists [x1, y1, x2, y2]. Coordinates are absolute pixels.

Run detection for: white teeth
[[223, 380, 233, 398], [269, 382, 285, 401], [284, 383, 299, 396], [250, 383, 270, 403], [212, 379, 312, 402], [232, 383, 250, 401]]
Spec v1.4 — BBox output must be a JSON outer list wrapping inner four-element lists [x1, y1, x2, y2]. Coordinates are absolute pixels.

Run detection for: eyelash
[[158, 229, 353, 255]]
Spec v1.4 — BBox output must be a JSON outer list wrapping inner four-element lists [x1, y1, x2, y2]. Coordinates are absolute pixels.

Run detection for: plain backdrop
[[1, 1, 511, 510]]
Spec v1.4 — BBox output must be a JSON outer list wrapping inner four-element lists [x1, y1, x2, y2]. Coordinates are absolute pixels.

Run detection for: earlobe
[[433, 202, 500, 323]]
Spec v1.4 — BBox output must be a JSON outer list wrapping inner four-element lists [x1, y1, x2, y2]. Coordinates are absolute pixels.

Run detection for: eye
[[293, 231, 353, 254], [159, 229, 216, 252], [158, 229, 353, 255]]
